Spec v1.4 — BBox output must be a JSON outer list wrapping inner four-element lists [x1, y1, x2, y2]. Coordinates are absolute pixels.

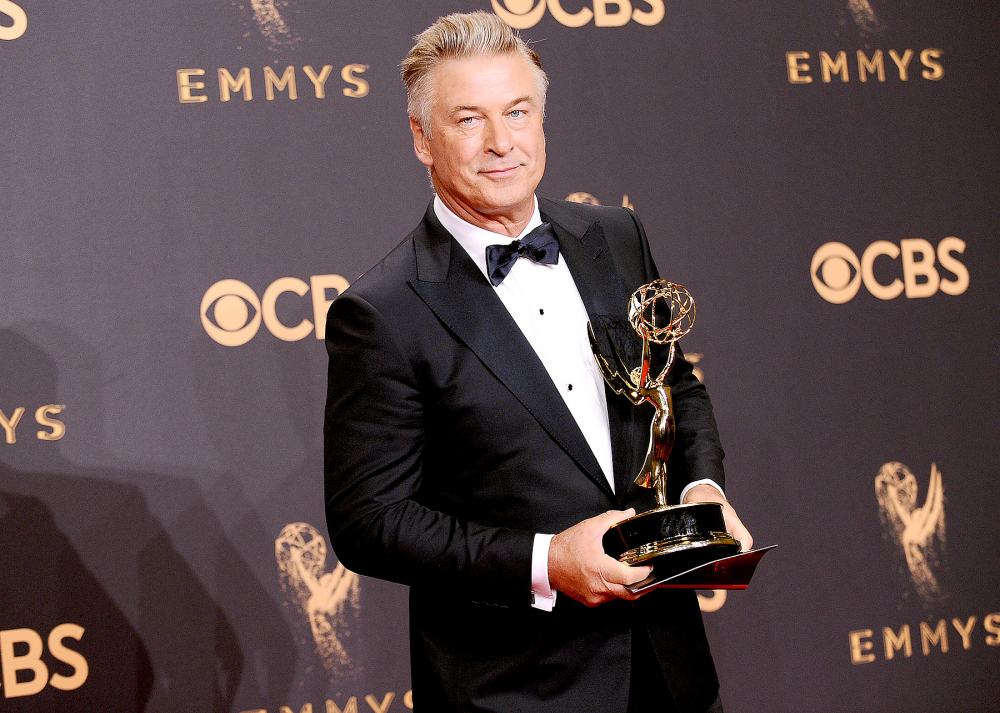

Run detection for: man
[[324, 11, 751, 713]]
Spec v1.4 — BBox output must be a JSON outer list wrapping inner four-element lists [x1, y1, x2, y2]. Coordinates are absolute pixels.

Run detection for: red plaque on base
[[626, 545, 777, 595]]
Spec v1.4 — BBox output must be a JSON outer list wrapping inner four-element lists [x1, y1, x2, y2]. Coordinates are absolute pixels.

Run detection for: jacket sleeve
[[323, 290, 534, 603], [626, 207, 727, 500]]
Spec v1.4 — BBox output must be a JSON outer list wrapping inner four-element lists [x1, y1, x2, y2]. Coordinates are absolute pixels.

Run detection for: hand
[[682, 484, 754, 552], [548, 509, 654, 607]]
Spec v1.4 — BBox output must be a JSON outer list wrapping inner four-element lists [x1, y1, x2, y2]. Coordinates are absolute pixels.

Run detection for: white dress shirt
[[434, 195, 722, 611]]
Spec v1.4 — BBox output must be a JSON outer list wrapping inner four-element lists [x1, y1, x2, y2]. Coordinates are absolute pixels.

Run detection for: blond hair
[[401, 11, 548, 137]]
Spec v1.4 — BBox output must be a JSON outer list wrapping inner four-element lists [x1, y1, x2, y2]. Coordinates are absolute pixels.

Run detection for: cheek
[[452, 146, 481, 176], [529, 140, 545, 174], [525, 129, 545, 161]]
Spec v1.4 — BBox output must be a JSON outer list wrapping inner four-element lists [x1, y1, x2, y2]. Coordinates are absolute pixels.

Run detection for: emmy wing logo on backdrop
[[848, 463, 1000, 665], [491, 0, 664, 29], [875, 462, 946, 603], [243, 0, 298, 51], [784, 2, 944, 85], [175, 1, 370, 104], [565, 191, 635, 211], [846, 0, 883, 34], [276, 523, 360, 674]]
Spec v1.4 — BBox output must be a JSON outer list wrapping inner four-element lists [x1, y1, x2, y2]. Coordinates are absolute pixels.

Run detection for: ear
[[410, 116, 433, 168]]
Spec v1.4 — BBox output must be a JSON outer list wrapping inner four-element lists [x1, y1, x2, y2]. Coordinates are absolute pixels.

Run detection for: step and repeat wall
[[2, 1, 997, 711]]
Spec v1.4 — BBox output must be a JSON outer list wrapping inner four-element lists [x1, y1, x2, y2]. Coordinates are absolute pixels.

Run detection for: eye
[[809, 241, 862, 304], [813, 253, 857, 291], [458, 116, 478, 126], [509, 109, 526, 119], [205, 293, 257, 332]]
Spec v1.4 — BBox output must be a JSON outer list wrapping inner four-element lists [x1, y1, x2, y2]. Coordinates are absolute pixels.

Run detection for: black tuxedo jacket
[[324, 197, 726, 712]]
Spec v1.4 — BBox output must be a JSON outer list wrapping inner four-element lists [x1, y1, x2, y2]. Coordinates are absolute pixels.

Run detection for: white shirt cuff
[[530, 533, 557, 611], [679, 478, 725, 504]]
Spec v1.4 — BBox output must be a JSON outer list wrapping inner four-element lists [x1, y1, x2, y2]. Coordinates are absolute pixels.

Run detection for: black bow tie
[[485, 222, 560, 287]]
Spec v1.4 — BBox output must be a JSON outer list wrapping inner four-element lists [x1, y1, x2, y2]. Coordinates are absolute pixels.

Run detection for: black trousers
[[626, 626, 724, 713]]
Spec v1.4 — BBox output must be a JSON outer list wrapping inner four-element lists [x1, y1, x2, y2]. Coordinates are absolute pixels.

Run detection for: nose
[[484, 115, 513, 156]]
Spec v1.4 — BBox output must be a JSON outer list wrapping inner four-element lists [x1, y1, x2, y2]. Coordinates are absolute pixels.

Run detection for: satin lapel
[[540, 200, 642, 502], [408, 204, 612, 499]]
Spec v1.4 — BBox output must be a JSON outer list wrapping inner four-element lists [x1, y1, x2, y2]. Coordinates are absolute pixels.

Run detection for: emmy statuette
[[589, 280, 743, 576]]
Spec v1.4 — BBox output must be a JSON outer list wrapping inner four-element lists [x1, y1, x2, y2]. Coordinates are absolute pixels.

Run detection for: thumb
[[600, 507, 636, 527], [606, 558, 653, 586]]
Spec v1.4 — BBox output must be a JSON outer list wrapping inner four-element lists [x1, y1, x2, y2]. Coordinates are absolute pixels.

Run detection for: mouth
[[479, 165, 521, 178]]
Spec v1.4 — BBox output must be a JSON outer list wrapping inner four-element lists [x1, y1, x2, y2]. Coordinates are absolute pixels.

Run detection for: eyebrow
[[447, 96, 535, 117]]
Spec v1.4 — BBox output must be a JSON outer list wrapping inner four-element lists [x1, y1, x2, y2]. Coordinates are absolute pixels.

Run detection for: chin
[[479, 184, 534, 209]]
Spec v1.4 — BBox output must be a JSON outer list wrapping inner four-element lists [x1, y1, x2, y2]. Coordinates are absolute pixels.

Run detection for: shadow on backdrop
[[0, 327, 295, 710]]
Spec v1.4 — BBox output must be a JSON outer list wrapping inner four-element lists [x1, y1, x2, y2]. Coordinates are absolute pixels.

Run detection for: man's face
[[411, 53, 546, 227]]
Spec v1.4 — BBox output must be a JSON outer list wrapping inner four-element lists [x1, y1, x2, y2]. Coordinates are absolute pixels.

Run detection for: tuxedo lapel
[[538, 200, 626, 317], [540, 199, 642, 501], [408, 203, 613, 499]]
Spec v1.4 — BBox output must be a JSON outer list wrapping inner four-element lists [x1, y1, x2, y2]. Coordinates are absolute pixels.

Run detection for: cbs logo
[[491, 0, 664, 29], [1, 625, 88, 699], [0, 0, 27, 40], [811, 237, 969, 304], [201, 275, 349, 347]]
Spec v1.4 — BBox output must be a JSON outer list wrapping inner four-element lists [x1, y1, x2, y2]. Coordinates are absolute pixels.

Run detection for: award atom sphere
[[589, 279, 740, 568]]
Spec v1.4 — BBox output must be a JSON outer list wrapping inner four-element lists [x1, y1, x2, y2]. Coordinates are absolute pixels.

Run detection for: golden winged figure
[[276, 522, 360, 671], [874, 462, 946, 602], [588, 280, 695, 507]]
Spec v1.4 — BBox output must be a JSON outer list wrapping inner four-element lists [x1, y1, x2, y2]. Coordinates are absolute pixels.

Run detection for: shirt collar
[[433, 194, 543, 280]]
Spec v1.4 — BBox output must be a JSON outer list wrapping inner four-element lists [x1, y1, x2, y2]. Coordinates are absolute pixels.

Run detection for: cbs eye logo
[[200, 275, 349, 347], [0, 0, 28, 40], [810, 238, 969, 304], [491, 0, 664, 29]]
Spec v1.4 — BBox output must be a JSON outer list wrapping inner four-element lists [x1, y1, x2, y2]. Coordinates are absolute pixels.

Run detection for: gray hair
[[401, 11, 548, 137]]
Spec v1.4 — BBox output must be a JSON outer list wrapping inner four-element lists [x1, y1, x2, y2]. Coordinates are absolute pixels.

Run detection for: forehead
[[430, 53, 539, 110]]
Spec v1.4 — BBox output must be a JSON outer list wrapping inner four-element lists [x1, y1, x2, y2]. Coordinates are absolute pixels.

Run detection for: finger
[[605, 558, 652, 586], [728, 517, 753, 551], [604, 507, 636, 527], [621, 563, 653, 585], [721, 504, 753, 551], [590, 508, 635, 534], [610, 569, 654, 601]]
